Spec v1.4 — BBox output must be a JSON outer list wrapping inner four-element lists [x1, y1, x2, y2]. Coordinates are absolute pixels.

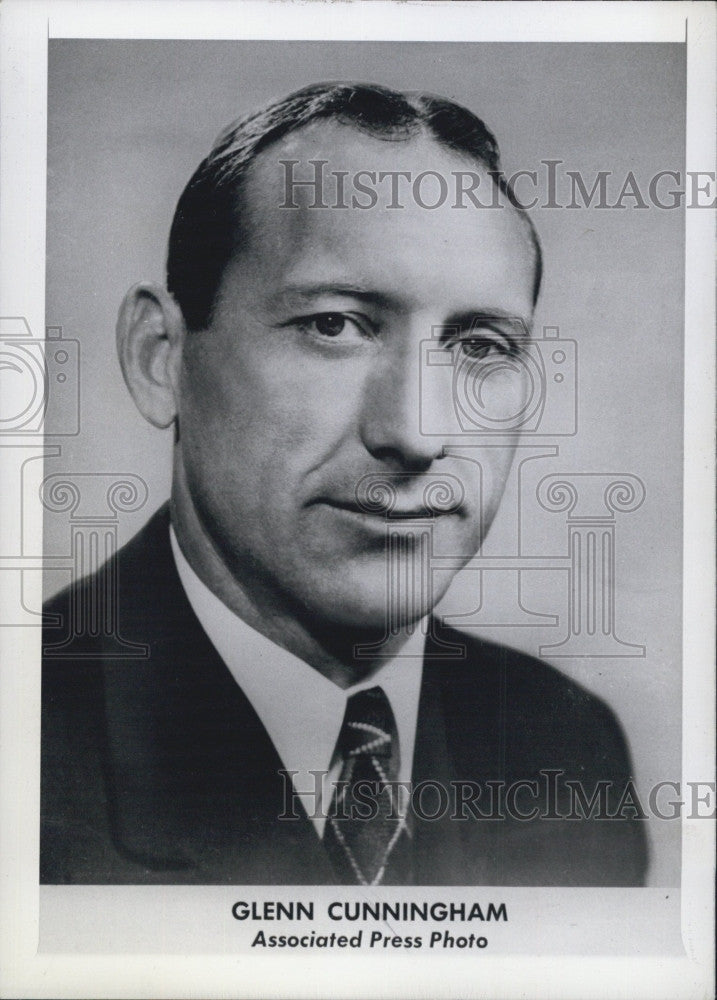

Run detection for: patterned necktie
[[323, 686, 412, 885]]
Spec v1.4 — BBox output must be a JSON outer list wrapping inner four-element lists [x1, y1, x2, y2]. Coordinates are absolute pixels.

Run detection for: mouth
[[317, 499, 455, 520]]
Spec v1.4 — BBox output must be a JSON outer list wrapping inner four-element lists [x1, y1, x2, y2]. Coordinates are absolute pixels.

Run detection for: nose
[[359, 329, 450, 469]]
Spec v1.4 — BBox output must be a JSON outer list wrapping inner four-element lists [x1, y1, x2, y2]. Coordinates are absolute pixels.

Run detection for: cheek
[[178, 351, 295, 461], [460, 363, 530, 430], [192, 339, 359, 441], [178, 361, 360, 507], [454, 446, 516, 515], [483, 447, 517, 510]]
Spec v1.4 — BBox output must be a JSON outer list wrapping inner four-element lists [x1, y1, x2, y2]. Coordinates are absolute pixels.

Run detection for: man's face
[[175, 122, 536, 630]]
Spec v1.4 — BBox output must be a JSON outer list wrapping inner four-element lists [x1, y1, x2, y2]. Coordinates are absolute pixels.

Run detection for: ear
[[116, 282, 185, 429]]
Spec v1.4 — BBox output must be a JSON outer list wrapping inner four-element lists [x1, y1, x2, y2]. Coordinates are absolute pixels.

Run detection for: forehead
[[228, 121, 535, 313]]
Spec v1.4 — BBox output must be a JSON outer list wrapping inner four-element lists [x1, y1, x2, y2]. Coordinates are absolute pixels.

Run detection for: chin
[[333, 605, 430, 633], [299, 573, 439, 635]]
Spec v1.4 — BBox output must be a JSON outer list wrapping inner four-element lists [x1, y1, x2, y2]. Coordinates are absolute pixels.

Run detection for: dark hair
[[166, 82, 542, 331]]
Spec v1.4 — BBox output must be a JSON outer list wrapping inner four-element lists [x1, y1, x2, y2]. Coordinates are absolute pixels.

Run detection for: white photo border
[[0, 2, 714, 998]]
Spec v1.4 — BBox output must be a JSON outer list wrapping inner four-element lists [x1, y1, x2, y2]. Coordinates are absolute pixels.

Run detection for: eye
[[313, 313, 348, 338], [442, 316, 526, 361], [451, 330, 516, 361], [295, 312, 375, 342], [460, 337, 504, 360]]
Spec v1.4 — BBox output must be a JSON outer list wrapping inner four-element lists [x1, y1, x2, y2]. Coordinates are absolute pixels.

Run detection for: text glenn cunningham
[[231, 900, 508, 922]]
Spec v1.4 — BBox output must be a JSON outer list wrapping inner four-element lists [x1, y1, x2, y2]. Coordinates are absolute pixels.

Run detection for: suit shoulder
[[434, 626, 635, 779], [43, 503, 174, 656], [43, 503, 171, 617], [450, 628, 620, 721]]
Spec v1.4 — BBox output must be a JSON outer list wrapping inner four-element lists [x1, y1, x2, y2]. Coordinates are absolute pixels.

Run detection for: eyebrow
[[443, 309, 532, 336], [270, 282, 532, 333], [270, 282, 398, 310]]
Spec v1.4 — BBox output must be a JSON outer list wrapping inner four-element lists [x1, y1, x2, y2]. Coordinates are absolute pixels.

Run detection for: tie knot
[[338, 686, 396, 760]]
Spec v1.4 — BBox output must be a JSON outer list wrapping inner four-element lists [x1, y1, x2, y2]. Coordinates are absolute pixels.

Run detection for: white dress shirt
[[169, 527, 425, 836]]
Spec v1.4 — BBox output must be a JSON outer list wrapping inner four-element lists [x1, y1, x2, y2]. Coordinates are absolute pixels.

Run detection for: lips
[[311, 472, 466, 523], [318, 499, 452, 519]]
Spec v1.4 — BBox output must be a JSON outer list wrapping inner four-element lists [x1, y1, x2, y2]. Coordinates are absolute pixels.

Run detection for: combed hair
[[166, 82, 542, 331]]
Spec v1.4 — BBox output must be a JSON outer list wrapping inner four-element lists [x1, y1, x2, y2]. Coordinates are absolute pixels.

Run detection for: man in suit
[[42, 82, 648, 886]]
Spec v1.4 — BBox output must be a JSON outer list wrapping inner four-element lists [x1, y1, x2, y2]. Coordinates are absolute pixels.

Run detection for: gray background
[[44, 40, 685, 885]]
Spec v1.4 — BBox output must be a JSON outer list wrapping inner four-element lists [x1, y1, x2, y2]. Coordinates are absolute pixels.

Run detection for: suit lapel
[[412, 624, 505, 884], [411, 660, 466, 883], [98, 506, 334, 882], [98, 511, 511, 884]]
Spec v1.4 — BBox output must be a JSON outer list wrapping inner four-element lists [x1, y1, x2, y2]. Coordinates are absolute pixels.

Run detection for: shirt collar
[[169, 526, 425, 787]]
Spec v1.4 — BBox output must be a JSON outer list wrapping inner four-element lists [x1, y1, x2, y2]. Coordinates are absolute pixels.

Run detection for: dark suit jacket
[[41, 505, 648, 885]]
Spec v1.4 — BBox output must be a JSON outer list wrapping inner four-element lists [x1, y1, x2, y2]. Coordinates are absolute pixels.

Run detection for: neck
[[170, 481, 420, 690]]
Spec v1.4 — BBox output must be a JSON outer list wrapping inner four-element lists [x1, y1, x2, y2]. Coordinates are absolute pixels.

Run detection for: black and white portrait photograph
[[0, 2, 714, 998]]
